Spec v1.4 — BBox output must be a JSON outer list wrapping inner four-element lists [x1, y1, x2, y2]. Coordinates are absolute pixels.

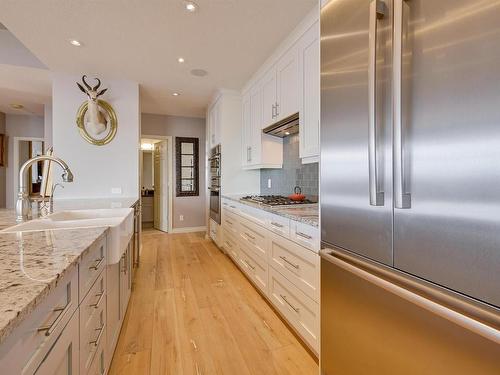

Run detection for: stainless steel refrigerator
[[320, 0, 500, 373]]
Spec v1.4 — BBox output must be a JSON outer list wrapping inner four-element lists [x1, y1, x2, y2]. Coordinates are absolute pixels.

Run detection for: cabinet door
[[261, 67, 277, 128], [119, 245, 132, 319], [276, 44, 299, 121], [241, 92, 252, 167], [34, 310, 79, 375], [299, 21, 320, 160], [106, 261, 120, 362], [249, 84, 263, 165], [209, 103, 217, 147]]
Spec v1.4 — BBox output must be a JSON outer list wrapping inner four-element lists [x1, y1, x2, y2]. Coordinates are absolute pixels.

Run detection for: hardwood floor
[[109, 230, 318, 375]]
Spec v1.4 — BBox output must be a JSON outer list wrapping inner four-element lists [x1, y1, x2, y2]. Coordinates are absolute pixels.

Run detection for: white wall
[[142, 114, 206, 229], [52, 73, 140, 200], [216, 92, 260, 195], [44, 103, 52, 148], [5, 114, 44, 208]]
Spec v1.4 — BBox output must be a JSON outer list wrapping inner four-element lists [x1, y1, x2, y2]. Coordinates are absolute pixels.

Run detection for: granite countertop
[[0, 226, 108, 345], [222, 194, 319, 227]]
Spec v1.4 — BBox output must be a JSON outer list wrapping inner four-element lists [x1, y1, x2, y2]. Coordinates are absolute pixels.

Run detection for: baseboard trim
[[170, 226, 207, 234]]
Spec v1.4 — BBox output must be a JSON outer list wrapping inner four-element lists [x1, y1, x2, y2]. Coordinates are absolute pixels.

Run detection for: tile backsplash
[[260, 134, 319, 199]]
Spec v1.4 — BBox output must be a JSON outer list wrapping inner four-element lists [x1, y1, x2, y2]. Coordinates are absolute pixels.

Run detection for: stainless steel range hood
[[262, 112, 299, 138]]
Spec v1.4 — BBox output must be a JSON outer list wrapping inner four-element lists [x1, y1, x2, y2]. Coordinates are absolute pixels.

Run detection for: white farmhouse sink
[[2, 208, 134, 264]]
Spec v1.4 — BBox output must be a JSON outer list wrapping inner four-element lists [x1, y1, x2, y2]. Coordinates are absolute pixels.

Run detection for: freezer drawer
[[321, 249, 500, 375]]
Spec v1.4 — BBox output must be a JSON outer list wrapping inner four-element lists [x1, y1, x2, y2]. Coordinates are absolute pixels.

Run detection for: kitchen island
[[0, 198, 139, 374]]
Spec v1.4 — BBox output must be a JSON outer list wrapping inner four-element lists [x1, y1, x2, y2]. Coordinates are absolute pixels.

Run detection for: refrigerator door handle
[[368, 0, 386, 206], [393, 0, 411, 209], [321, 249, 500, 345]]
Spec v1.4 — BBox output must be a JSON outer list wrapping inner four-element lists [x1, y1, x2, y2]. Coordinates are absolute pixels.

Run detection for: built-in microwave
[[209, 144, 221, 224]]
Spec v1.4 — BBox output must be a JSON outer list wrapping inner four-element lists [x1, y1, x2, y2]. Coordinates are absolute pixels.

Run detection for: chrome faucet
[[16, 155, 74, 222]]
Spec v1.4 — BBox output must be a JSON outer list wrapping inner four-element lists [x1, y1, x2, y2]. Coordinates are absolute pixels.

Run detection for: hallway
[[109, 230, 318, 375]]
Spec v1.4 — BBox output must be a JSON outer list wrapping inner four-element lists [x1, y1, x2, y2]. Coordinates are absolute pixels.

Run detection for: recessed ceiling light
[[285, 132, 290, 135], [69, 39, 82, 47], [185, 1, 198, 12], [190, 68, 208, 77], [178, 57, 185, 63], [10, 103, 24, 110], [172, 92, 180, 96]]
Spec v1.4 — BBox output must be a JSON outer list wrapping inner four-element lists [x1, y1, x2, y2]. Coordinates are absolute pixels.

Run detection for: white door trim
[[141, 134, 173, 233], [12, 136, 45, 208]]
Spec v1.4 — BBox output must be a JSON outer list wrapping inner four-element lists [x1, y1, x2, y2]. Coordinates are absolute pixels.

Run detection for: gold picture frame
[[76, 99, 117, 146]]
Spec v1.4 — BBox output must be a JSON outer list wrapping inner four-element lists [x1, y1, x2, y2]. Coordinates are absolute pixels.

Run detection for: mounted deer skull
[[76, 75, 108, 136]]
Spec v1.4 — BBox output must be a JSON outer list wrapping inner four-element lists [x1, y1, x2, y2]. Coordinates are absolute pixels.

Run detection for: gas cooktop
[[240, 195, 315, 206]]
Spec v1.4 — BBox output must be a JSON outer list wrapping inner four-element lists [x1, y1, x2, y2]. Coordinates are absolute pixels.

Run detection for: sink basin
[[2, 208, 134, 264], [48, 208, 133, 221]]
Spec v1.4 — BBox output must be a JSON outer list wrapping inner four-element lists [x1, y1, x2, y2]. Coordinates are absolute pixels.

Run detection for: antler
[[81, 75, 92, 90], [92, 78, 101, 91]]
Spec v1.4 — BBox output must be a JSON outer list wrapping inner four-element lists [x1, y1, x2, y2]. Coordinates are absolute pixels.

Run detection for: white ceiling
[[0, 64, 51, 115], [0, 0, 316, 118]]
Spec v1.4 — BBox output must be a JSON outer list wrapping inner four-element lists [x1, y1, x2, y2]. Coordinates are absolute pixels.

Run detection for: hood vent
[[262, 112, 299, 138]]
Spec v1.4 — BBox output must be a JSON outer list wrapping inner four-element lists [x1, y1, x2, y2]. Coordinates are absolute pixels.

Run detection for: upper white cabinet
[[240, 6, 320, 168], [241, 84, 283, 169], [261, 45, 300, 128], [298, 21, 320, 163], [208, 98, 221, 148], [276, 45, 300, 121], [262, 68, 277, 129]]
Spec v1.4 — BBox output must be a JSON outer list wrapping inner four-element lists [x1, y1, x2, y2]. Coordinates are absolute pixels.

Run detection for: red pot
[[289, 186, 306, 201]]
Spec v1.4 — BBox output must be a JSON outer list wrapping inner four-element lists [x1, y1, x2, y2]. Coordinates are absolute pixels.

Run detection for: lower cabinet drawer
[[222, 229, 239, 262], [238, 216, 269, 261], [34, 307, 80, 375], [269, 232, 320, 302], [87, 330, 106, 375], [267, 214, 290, 237], [0, 266, 78, 374], [239, 243, 269, 296], [222, 209, 239, 237], [80, 236, 107, 303], [80, 271, 107, 374], [268, 267, 319, 352], [290, 221, 320, 252]]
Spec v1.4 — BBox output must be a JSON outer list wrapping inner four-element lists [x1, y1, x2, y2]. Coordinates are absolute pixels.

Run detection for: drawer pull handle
[[90, 292, 105, 309], [280, 294, 300, 314], [89, 256, 105, 270], [245, 232, 255, 241], [279, 256, 300, 269], [296, 231, 313, 240], [230, 205, 237, 209], [37, 302, 73, 336], [243, 260, 256, 270], [226, 220, 233, 225], [89, 324, 105, 347], [271, 222, 284, 228]]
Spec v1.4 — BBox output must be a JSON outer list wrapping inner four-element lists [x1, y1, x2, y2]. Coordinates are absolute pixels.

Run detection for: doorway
[[140, 136, 173, 232], [13, 137, 45, 204]]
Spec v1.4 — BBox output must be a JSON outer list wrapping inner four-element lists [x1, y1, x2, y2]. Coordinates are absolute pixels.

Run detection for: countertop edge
[[221, 194, 319, 228], [0, 228, 109, 346]]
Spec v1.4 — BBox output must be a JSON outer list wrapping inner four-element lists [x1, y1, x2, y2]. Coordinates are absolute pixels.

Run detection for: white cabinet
[[298, 21, 320, 163], [208, 98, 221, 148], [276, 45, 300, 121], [241, 85, 283, 169], [120, 244, 132, 319], [261, 45, 300, 127], [261, 67, 277, 128], [34, 310, 80, 375], [241, 93, 252, 167]]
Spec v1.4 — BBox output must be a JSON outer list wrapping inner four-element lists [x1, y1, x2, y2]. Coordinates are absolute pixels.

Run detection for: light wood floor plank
[[109, 230, 318, 375]]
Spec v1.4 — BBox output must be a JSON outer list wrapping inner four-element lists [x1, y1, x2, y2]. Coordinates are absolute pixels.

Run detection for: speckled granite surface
[[0, 226, 108, 345], [222, 194, 319, 227]]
